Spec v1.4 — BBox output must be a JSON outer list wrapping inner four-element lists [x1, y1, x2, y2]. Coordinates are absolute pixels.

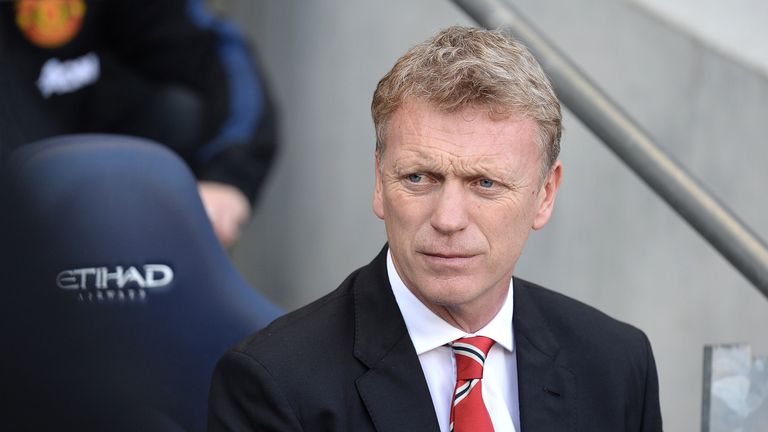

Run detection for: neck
[[431, 299, 506, 333]]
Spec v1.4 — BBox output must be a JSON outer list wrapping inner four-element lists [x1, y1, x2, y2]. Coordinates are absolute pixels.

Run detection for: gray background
[[224, 1, 768, 430]]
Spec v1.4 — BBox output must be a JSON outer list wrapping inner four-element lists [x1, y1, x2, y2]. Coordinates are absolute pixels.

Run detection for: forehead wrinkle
[[453, 157, 510, 179], [390, 146, 450, 175], [396, 104, 504, 147]]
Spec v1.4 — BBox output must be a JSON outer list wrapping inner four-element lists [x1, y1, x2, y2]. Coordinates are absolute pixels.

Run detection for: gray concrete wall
[[225, 1, 768, 430]]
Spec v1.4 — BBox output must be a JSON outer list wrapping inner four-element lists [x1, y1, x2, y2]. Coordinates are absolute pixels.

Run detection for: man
[[0, 0, 278, 247], [208, 26, 662, 431]]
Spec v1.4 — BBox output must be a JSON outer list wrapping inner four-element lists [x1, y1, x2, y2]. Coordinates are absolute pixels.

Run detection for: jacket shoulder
[[514, 277, 651, 353], [233, 266, 363, 361]]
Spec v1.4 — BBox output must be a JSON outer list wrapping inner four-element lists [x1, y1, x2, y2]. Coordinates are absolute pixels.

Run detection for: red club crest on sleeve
[[15, 0, 87, 49]]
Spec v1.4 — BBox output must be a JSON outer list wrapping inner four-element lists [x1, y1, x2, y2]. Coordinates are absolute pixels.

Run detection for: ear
[[532, 160, 563, 230], [372, 151, 385, 220]]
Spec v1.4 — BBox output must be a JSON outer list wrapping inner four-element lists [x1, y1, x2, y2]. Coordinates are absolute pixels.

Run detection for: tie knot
[[452, 336, 495, 380]]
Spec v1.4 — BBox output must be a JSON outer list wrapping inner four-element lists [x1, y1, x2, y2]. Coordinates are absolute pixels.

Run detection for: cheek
[[385, 191, 429, 223], [382, 195, 419, 240], [477, 202, 533, 250]]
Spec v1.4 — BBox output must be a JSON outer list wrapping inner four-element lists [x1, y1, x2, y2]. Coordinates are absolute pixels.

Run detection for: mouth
[[419, 251, 479, 267], [422, 252, 476, 259]]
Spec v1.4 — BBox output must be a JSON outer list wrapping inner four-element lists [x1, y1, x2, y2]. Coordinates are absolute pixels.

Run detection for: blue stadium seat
[[0, 134, 281, 431]]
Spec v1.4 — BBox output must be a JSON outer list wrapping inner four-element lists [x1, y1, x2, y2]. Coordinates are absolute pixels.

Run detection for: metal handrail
[[452, 0, 768, 300]]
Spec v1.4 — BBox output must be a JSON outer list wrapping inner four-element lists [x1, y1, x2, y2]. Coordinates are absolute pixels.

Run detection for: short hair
[[371, 26, 562, 174]]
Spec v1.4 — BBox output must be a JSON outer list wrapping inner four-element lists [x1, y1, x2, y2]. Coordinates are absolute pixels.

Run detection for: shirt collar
[[387, 250, 515, 355]]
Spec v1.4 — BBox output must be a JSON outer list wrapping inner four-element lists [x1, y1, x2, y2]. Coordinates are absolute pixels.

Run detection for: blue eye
[[478, 178, 494, 188], [407, 173, 423, 183]]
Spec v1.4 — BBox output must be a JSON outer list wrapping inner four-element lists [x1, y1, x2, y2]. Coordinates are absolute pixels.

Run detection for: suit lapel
[[353, 246, 440, 432], [513, 278, 576, 430]]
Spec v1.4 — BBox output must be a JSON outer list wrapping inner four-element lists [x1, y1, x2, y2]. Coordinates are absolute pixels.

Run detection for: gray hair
[[371, 26, 562, 175]]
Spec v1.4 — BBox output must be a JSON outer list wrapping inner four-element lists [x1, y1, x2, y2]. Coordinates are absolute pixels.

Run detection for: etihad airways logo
[[57, 264, 174, 303]]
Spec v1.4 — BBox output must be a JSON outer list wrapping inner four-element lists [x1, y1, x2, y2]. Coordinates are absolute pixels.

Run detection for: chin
[[418, 280, 483, 308]]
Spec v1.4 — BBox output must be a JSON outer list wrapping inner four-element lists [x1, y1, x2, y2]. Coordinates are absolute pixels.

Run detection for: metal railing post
[[452, 0, 768, 299]]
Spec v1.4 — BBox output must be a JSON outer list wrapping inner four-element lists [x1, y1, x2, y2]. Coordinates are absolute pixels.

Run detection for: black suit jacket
[[208, 246, 662, 431]]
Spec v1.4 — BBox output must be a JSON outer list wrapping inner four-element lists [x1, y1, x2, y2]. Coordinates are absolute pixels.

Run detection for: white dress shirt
[[387, 251, 521, 432]]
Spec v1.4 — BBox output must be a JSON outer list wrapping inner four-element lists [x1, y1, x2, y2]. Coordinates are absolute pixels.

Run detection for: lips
[[422, 251, 476, 259], [418, 251, 480, 270]]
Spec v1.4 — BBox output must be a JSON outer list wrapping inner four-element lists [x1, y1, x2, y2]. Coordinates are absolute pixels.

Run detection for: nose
[[430, 180, 470, 235]]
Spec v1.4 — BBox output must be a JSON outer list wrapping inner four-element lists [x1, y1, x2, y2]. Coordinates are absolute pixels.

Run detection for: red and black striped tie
[[449, 336, 495, 432]]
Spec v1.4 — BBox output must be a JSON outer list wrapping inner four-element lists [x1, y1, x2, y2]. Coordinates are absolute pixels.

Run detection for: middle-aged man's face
[[373, 99, 562, 321]]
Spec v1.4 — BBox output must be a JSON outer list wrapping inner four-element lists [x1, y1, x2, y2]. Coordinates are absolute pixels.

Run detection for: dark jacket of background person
[[0, 0, 277, 205]]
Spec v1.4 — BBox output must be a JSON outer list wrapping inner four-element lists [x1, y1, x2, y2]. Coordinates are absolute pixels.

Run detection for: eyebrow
[[392, 153, 511, 181]]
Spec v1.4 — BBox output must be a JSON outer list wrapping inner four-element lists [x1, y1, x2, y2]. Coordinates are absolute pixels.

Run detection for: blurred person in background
[[0, 0, 278, 247]]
